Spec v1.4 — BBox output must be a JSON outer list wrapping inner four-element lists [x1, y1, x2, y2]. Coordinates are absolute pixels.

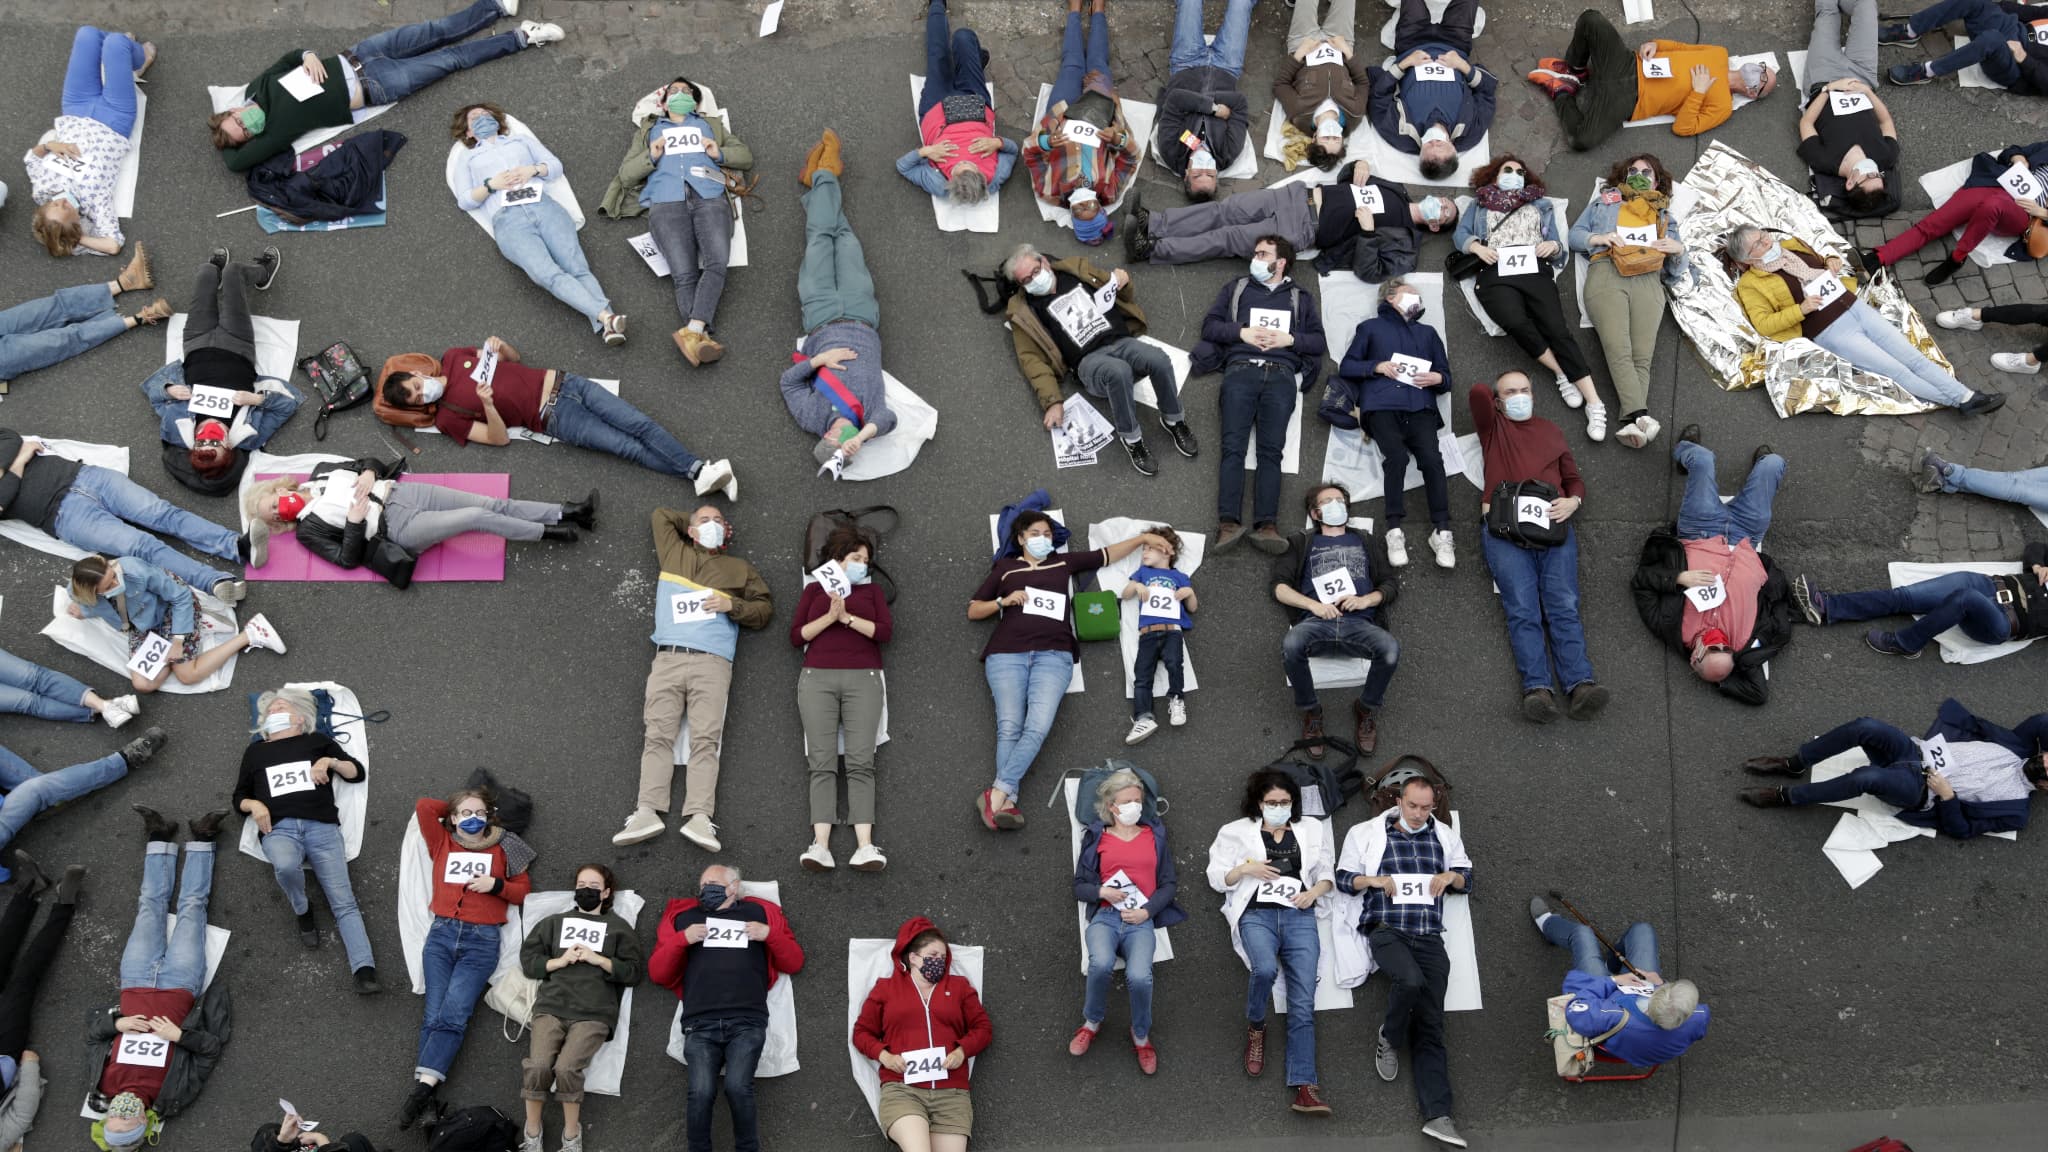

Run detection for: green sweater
[[221, 51, 353, 173], [520, 908, 645, 1029]]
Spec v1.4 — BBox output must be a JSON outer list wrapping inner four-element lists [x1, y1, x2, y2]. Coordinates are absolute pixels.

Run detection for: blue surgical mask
[[695, 521, 726, 549], [844, 560, 870, 584], [456, 815, 488, 835], [103, 576, 125, 599], [1504, 394, 1535, 421], [1261, 803, 1292, 826], [1496, 171, 1525, 193], [698, 882, 728, 907], [470, 113, 500, 140], [1249, 258, 1273, 282], [417, 377, 446, 404], [1024, 535, 1055, 560], [1420, 197, 1444, 225], [53, 190, 80, 209], [262, 712, 296, 735]]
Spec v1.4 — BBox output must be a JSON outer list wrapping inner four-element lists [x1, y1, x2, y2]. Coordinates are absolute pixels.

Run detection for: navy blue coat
[[1074, 819, 1187, 928], [1324, 300, 1452, 425]]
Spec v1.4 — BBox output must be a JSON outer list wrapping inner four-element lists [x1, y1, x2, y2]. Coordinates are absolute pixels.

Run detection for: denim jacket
[[79, 554, 194, 636], [142, 360, 301, 450], [1567, 194, 1696, 292], [1452, 195, 1565, 270]]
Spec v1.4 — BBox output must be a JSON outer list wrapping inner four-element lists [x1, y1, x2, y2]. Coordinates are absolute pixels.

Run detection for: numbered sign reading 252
[[116, 1034, 172, 1067]]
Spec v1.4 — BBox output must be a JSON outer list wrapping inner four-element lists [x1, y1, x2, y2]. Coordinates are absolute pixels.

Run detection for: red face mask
[[276, 492, 307, 522], [1699, 627, 1731, 651], [194, 419, 229, 444]]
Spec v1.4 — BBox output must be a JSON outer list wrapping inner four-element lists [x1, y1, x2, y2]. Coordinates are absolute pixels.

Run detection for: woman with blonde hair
[[26, 27, 153, 258], [66, 553, 286, 694]]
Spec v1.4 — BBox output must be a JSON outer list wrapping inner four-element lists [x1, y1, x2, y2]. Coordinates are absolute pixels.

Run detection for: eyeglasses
[[456, 808, 489, 818], [1499, 164, 1525, 174], [1628, 166, 1655, 176]]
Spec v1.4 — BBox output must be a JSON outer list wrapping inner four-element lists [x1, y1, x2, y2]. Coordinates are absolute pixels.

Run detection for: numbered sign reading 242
[[1255, 874, 1306, 906]]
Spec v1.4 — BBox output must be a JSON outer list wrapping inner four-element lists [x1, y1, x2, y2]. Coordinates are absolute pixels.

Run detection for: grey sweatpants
[[1288, 0, 1359, 52], [381, 482, 560, 552], [1149, 186, 1316, 264], [1806, 0, 1879, 89], [798, 666, 885, 825]]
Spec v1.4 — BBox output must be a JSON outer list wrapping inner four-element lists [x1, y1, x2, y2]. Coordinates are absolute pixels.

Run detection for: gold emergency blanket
[[1669, 141, 1941, 417]]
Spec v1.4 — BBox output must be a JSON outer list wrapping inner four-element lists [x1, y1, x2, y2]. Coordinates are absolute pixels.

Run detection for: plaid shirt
[[1338, 816, 1472, 937]]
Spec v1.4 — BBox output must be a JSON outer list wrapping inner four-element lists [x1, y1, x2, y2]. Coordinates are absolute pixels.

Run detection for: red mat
[[246, 473, 511, 582]]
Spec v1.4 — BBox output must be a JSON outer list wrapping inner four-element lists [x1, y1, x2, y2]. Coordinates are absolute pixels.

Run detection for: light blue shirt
[[640, 115, 729, 206], [455, 132, 564, 221], [649, 572, 739, 660]]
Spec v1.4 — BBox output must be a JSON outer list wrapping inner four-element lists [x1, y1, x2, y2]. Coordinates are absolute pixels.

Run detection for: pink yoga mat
[[247, 473, 511, 582]]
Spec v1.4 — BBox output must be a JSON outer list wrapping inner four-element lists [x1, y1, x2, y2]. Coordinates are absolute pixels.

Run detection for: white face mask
[[1249, 257, 1273, 282], [1851, 158, 1879, 179], [1318, 499, 1349, 526], [1023, 535, 1056, 560], [1024, 266, 1056, 296], [1393, 293, 1422, 320], [103, 575, 125, 599], [694, 520, 726, 549], [417, 377, 446, 404], [1495, 171, 1525, 192], [1760, 242, 1785, 266], [1261, 803, 1292, 827], [1114, 801, 1142, 826], [263, 712, 297, 735], [1503, 393, 1535, 421], [1422, 124, 1451, 145]]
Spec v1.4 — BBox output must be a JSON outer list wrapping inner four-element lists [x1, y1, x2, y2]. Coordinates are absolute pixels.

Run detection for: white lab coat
[[1205, 815, 1335, 973], [1330, 809, 1473, 989]]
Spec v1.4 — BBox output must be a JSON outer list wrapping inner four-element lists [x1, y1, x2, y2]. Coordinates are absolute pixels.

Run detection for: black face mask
[[699, 883, 727, 908], [573, 887, 603, 912]]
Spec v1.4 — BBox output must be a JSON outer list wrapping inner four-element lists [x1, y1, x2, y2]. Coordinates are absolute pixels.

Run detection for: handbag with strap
[[1609, 226, 1668, 277], [1545, 993, 1632, 1079], [1486, 479, 1568, 549], [297, 340, 372, 441], [801, 505, 900, 603]]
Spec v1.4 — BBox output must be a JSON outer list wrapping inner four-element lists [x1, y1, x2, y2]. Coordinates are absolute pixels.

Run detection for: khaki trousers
[[637, 650, 731, 818], [520, 1013, 610, 1102], [1581, 258, 1667, 416], [796, 667, 885, 825]]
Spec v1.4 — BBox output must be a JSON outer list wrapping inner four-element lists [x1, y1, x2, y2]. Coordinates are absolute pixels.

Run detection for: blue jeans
[[1542, 916, 1660, 980], [1050, 9, 1115, 107], [1240, 905, 1319, 1086], [1939, 462, 2048, 513], [1132, 630, 1184, 722], [919, 0, 989, 112], [985, 649, 1074, 800], [1787, 716, 1926, 806], [494, 198, 610, 331], [1912, 0, 2024, 83], [51, 465, 240, 592], [0, 284, 128, 382], [1825, 570, 2011, 651], [0, 746, 126, 856], [545, 374, 703, 479], [1080, 337, 1182, 441], [62, 27, 144, 137], [1282, 612, 1399, 711], [683, 1016, 765, 1152], [1482, 522, 1595, 694], [0, 649, 95, 723], [354, 0, 523, 106], [1812, 301, 1971, 407], [1217, 361, 1296, 527], [1675, 440, 1783, 547], [1084, 905, 1157, 1039], [417, 916, 500, 1078], [117, 843, 213, 995], [1170, 0, 1259, 78], [261, 818, 374, 973], [651, 194, 733, 328]]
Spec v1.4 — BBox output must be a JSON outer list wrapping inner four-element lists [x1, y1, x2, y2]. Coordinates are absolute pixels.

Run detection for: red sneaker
[[1068, 1025, 1097, 1057], [1526, 67, 1582, 98], [1133, 1038, 1158, 1075], [992, 801, 1026, 831], [1244, 1024, 1266, 1076]]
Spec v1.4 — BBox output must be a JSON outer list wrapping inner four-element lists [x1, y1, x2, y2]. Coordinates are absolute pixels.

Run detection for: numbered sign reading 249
[[442, 851, 493, 885]]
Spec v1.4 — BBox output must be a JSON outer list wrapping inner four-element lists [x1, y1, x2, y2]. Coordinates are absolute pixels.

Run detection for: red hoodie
[[851, 916, 993, 1093], [648, 895, 805, 995]]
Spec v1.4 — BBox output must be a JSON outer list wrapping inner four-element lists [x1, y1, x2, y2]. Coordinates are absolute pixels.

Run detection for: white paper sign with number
[[1617, 224, 1657, 248], [1921, 733, 1951, 775], [1515, 495, 1552, 529], [1248, 307, 1292, 334], [812, 560, 853, 600], [1305, 43, 1343, 68], [669, 589, 714, 625], [470, 343, 500, 387], [901, 1045, 949, 1085], [2001, 165, 2042, 202], [1806, 274, 1846, 309], [558, 917, 609, 952], [1390, 874, 1436, 905], [1104, 868, 1145, 911], [1389, 353, 1431, 383], [502, 183, 542, 207], [1061, 119, 1102, 149], [1642, 57, 1673, 79], [116, 1034, 172, 1067], [1496, 245, 1539, 276], [1022, 587, 1068, 620], [188, 386, 238, 418], [1255, 875, 1305, 906], [1350, 183, 1384, 214], [443, 851, 493, 885], [1092, 278, 1120, 316], [1684, 575, 1728, 611], [663, 126, 706, 153], [1311, 567, 1356, 605], [266, 760, 316, 797], [1143, 586, 1179, 616], [1830, 91, 1872, 115], [703, 917, 751, 949], [1415, 62, 1455, 82], [125, 632, 173, 680]]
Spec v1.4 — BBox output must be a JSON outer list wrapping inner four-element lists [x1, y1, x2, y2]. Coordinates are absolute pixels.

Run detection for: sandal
[[117, 243, 153, 293], [1584, 404, 1608, 442]]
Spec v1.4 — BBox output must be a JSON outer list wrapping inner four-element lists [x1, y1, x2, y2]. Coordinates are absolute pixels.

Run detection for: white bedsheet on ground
[[1454, 196, 1571, 336], [987, 509, 1084, 693], [1918, 155, 2020, 269], [1064, 777, 1176, 973], [668, 881, 801, 1076], [445, 114, 585, 239], [1809, 747, 2019, 888], [1087, 516, 1204, 700], [516, 888, 644, 1096], [1314, 271, 1481, 502], [236, 681, 370, 861], [910, 75, 1000, 233], [848, 937, 983, 1124], [1030, 84, 1157, 229]]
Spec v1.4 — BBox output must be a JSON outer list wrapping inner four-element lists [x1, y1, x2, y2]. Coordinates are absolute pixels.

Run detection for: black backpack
[[297, 340, 372, 441], [802, 505, 900, 603], [1262, 737, 1365, 818], [425, 1105, 520, 1152]]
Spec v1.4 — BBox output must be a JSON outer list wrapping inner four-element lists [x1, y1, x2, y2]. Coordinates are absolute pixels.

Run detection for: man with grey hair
[[1528, 896, 1710, 1067], [899, 0, 1015, 208], [1124, 162, 1454, 272], [995, 244, 1195, 476]]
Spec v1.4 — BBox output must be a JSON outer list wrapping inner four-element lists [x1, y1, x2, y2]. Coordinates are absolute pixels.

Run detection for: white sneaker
[[1991, 352, 2042, 374], [519, 20, 565, 45], [102, 695, 140, 729], [1168, 696, 1187, 726], [1125, 716, 1159, 744], [1556, 376, 1585, 409], [850, 844, 889, 871], [800, 842, 835, 872], [242, 613, 287, 654], [1584, 404, 1608, 443], [680, 814, 723, 852], [1633, 414, 1661, 444], [211, 578, 247, 603], [1936, 308, 1982, 330], [611, 807, 664, 845], [694, 458, 736, 498], [1428, 529, 1455, 569], [518, 1128, 542, 1152], [1384, 526, 1409, 567]]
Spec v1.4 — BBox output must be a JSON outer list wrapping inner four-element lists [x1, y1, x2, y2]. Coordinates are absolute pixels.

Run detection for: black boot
[[1924, 256, 1962, 285], [1740, 787, 1789, 808], [398, 1079, 438, 1130], [133, 805, 179, 843], [120, 726, 168, 768], [561, 489, 598, 530], [297, 910, 321, 948], [1857, 248, 1883, 277], [188, 809, 231, 842], [54, 865, 86, 905], [542, 523, 579, 543], [5, 849, 52, 896], [354, 965, 385, 995]]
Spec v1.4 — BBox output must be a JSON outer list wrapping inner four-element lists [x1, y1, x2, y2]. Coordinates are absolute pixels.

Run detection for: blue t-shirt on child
[[1133, 565, 1193, 628]]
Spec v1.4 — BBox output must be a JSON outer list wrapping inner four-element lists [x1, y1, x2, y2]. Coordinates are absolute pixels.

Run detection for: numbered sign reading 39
[[558, 917, 609, 952], [442, 851, 493, 885], [116, 1033, 172, 1067]]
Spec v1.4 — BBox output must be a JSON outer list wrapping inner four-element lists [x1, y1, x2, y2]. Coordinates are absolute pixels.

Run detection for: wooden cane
[[1546, 890, 1650, 982]]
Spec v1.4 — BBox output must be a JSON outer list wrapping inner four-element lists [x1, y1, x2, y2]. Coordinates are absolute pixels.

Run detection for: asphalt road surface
[[0, 2, 2044, 1150]]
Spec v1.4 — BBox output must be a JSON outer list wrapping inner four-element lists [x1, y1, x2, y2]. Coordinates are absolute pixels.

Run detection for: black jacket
[[1271, 528, 1398, 625], [292, 457, 415, 588], [2008, 541, 2048, 640], [84, 981, 231, 1119], [1629, 525, 1793, 706], [0, 429, 84, 532], [252, 1126, 378, 1152], [1155, 66, 1249, 175], [1314, 220, 1420, 282], [246, 129, 406, 224]]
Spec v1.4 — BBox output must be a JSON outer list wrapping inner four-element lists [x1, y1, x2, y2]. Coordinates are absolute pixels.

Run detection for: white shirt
[[1918, 738, 2031, 804]]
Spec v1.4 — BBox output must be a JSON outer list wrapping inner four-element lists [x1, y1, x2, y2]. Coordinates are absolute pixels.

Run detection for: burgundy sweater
[[1468, 383, 1585, 507], [788, 582, 893, 669]]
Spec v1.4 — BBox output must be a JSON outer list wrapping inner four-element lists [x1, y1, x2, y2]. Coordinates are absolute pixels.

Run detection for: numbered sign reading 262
[[442, 851, 493, 885], [558, 917, 609, 952], [116, 1033, 172, 1067]]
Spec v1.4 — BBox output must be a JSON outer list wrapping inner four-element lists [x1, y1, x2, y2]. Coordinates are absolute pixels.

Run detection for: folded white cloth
[[986, 510, 1085, 694], [1087, 516, 1204, 700], [1885, 560, 2033, 664], [1918, 155, 2018, 269], [77, 915, 229, 1120], [1064, 777, 1176, 972], [521, 888, 645, 1096], [40, 583, 242, 695], [847, 937, 984, 1124], [0, 439, 127, 560], [1315, 271, 1480, 501], [1454, 196, 1571, 336], [398, 817, 524, 995], [166, 313, 300, 378]]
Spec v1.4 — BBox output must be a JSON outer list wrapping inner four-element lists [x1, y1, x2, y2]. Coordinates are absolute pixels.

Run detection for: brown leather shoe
[[1740, 786, 1789, 808], [1521, 688, 1561, 724], [1249, 524, 1289, 555], [134, 298, 173, 325], [1300, 709, 1326, 760], [117, 243, 153, 293], [1243, 1024, 1265, 1076], [674, 327, 725, 366], [1215, 521, 1247, 553], [1565, 681, 1610, 720], [1353, 701, 1379, 756], [800, 128, 843, 187], [1290, 1084, 1333, 1115], [1741, 755, 1804, 777]]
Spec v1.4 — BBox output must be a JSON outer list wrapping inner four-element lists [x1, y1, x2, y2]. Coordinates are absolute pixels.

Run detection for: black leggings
[[0, 885, 74, 1061], [1476, 273, 1594, 381], [183, 260, 258, 363], [1366, 407, 1451, 530], [1978, 303, 2048, 359]]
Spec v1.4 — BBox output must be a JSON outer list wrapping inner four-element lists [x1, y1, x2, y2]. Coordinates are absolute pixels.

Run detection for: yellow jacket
[[1735, 238, 1858, 342]]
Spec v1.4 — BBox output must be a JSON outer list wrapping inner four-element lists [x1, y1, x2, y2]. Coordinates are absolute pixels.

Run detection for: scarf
[[1475, 182, 1545, 214], [798, 351, 865, 426], [1620, 186, 1669, 213], [1757, 243, 1828, 285]]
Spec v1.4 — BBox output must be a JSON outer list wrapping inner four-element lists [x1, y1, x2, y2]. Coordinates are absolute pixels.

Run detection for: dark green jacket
[[222, 51, 354, 173], [521, 908, 645, 1030]]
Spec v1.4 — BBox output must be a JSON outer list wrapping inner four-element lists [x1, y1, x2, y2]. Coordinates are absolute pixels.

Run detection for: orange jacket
[[1630, 41, 1732, 136]]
